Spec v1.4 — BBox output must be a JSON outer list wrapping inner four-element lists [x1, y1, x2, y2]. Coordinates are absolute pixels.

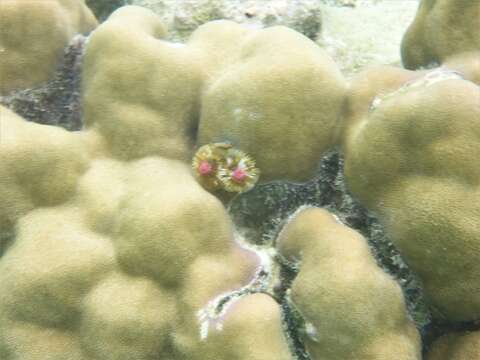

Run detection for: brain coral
[[0, 0, 97, 94], [401, 0, 480, 70], [277, 207, 421, 360], [343, 67, 480, 322], [0, 105, 292, 359], [82, 6, 346, 183]]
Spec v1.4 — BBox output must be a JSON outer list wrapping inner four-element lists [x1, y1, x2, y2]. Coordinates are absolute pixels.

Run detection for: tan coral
[[0, 106, 94, 233], [343, 67, 480, 322], [0, 23, 346, 357], [0, 86, 290, 359], [82, 6, 203, 162], [197, 24, 346, 182], [276, 207, 421, 360], [427, 331, 480, 360], [341, 61, 479, 151], [401, 0, 480, 70], [82, 6, 346, 183], [0, 0, 97, 94], [190, 294, 292, 360], [340, 65, 424, 148], [443, 51, 480, 85]]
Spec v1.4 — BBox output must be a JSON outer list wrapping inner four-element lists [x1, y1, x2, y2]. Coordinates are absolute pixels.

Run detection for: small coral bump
[[192, 143, 260, 194]]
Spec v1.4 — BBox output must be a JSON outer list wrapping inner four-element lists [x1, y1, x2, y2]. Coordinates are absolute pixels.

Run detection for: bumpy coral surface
[[277, 207, 421, 360], [427, 331, 480, 360], [401, 0, 480, 70], [82, 6, 346, 183], [3, 2, 479, 358], [341, 61, 479, 146], [343, 67, 480, 322], [0, 102, 293, 359], [0, 0, 97, 94], [340, 65, 424, 146], [196, 24, 346, 182]]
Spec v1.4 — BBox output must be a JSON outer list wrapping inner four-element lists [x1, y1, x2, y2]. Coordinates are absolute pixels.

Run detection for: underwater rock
[[0, 0, 97, 94], [317, 0, 418, 77], [343, 66, 480, 322], [277, 207, 421, 360], [132, 0, 323, 41], [401, 0, 480, 70]]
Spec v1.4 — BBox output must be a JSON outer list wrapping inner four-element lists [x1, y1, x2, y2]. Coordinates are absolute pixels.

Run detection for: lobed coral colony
[[0, 1, 479, 359]]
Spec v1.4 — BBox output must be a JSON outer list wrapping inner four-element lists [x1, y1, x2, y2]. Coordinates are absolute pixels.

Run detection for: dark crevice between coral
[[229, 151, 342, 247], [276, 258, 312, 360], [86, 0, 130, 22], [0, 230, 14, 259], [0, 35, 86, 131], [422, 318, 480, 356], [229, 150, 435, 358]]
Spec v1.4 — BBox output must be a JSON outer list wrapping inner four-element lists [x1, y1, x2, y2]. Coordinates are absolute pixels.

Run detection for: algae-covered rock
[[83, 6, 346, 183], [277, 207, 421, 360], [401, 0, 480, 69], [0, 0, 97, 94], [343, 67, 480, 322]]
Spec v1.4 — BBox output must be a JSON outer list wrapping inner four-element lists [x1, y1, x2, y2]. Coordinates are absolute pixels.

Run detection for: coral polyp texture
[[427, 331, 480, 360], [277, 207, 421, 360], [82, 6, 346, 183], [0, 105, 293, 359], [3, 1, 480, 359], [196, 25, 346, 182], [401, 0, 480, 70], [343, 67, 480, 322], [0, 0, 97, 94]]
